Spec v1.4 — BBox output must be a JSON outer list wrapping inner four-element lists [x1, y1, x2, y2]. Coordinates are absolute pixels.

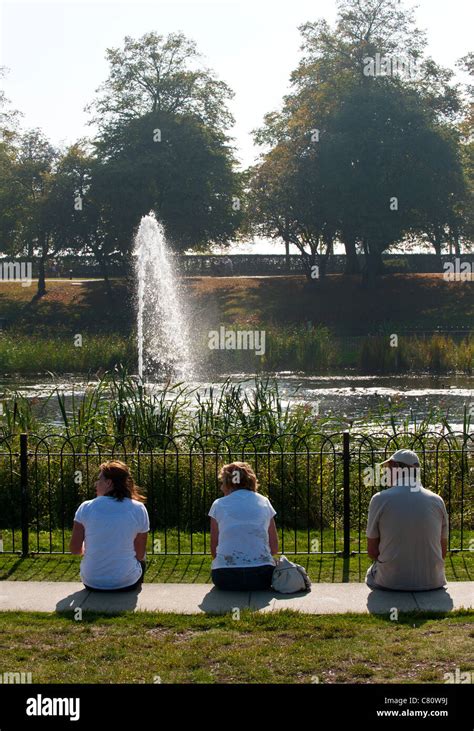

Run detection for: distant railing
[[6, 253, 474, 278], [176, 253, 474, 276], [0, 431, 471, 557]]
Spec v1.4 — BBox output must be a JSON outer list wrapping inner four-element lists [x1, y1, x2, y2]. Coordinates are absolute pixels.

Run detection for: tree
[[86, 31, 235, 139], [9, 129, 58, 297], [250, 0, 466, 280], [248, 133, 336, 282], [0, 68, 24, 255], [85, 32, 242, 259], [321, 81, 466, 281], [454, 53, 474, 251], [92, 110, 243, 258]]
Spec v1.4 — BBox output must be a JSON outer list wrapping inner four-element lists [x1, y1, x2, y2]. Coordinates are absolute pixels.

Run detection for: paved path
[[0, 581, 472, 615]]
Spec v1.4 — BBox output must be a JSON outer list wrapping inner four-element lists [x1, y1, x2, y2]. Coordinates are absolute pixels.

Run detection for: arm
[[134, 532, 148, 561], [366, 494, 380, 560], [441, 502, 448, 559], [69, 521, 85, 555], [268, 518, 279, 556], [441, 536, 447, 560], [210, 517, 219, 559], [367, 537, 380, 560]]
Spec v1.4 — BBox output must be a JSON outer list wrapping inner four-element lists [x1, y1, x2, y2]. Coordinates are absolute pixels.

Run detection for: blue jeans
[[212, 564, 274, 591], [84, 560, 146, 592]]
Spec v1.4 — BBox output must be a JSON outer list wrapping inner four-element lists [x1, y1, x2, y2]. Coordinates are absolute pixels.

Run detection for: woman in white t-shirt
[[70, 460, 150, 592], [209, 462, 278, 591]]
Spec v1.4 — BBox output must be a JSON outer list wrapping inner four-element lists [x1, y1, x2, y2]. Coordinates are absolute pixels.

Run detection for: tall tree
[[86, 32, 242, 259], [86, 31, 235, 138], [0, 68, 24, 254], [10, 129, 58, 296], [250, 0, 466, 280]]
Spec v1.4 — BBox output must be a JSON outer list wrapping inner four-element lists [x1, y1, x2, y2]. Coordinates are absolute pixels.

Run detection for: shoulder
[[421, 487, 446, 505], [369, 490, 384, 504], [131, 499, 148, 511], [209, 496, 225, 516], [75, 498, 95, 513], [74, 498, 96, 521]]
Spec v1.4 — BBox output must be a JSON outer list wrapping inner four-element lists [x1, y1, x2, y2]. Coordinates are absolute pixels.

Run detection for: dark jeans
[[212, 564, 274, 591], [84, 560, 146, 592]]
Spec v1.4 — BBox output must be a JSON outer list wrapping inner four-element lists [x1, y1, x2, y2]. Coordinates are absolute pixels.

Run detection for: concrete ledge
[[0, 581, 472, 615]]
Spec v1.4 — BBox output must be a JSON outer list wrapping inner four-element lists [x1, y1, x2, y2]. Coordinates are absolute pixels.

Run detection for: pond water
[[1, 372, 472, 431]]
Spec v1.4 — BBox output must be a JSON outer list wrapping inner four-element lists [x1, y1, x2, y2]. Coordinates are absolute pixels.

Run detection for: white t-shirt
[[366, 483, 448, 591], [208, 490, 276, 570], [74, 496, 150, 590]]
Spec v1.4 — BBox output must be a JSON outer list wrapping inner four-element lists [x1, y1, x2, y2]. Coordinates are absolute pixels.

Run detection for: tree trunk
[[343, 235, 360, 274], [37, 256, 47, 297], [283, 217, 291, 272], [36, 232, 48, 298], [362, 239, 381, 289], [92, 238, 113, 298], [284, 237, 290, 272], [319, 235, 333, 280], [99, 256, 113, 298], [432, 235, 443, 273]]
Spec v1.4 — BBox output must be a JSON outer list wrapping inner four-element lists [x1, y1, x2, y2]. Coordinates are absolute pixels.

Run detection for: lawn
[[0, 609, 472, 684], [0, 550, 472, 583], [1, 274, 473, 336]]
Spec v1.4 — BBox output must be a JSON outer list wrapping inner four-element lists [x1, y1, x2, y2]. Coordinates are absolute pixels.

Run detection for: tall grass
[[359, 334, 473, 374], [1, 329, 471, 374], [0, 334, 135, 373], [0, 367, 471, 443]]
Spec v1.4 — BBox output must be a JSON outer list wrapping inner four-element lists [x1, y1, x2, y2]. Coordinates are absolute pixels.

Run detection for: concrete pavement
[[0, 581, 472, 615]]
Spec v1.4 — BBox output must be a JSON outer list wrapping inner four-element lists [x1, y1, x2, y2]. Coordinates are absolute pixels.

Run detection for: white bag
[[271, 555, 312, 594]]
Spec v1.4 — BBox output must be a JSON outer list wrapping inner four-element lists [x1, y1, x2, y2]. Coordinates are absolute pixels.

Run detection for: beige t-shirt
[[366, 484, 448, 591]]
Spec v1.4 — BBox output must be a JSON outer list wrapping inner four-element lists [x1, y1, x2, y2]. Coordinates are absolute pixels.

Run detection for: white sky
[[0, 0, 472, 253]]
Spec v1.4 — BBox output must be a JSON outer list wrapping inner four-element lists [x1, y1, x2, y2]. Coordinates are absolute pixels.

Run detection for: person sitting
[[209, 461, 278, 591], [366, 449, 448, 591], [70, 460, 149, 592]]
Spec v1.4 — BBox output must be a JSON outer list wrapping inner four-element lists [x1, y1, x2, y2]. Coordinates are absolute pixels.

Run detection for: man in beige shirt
[[366, 449, 449, 591]]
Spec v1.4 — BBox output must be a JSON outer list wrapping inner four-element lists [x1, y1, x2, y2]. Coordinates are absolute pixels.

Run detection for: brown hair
[[99, 460, 146, 503], [218, 462, 259, 492]]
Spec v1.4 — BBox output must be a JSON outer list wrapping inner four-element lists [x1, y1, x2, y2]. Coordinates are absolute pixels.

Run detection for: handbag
[[271, 555, 312, 594]]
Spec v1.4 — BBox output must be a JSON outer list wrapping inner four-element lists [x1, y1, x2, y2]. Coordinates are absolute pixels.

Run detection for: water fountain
[[133, 212, 194, 381]]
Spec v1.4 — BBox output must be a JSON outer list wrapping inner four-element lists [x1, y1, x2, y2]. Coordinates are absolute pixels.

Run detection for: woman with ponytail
[[70, 461, 150, 591]]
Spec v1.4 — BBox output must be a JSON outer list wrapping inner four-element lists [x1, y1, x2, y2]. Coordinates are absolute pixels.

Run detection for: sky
[[0, 0, 472, 253]]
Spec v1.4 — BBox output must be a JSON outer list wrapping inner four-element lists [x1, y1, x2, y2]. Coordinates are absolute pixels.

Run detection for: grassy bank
[[0, 330, 472, 375], [1, 274, 472, 374], [1, 274, 473, 336], [0, 609, 472, 683]]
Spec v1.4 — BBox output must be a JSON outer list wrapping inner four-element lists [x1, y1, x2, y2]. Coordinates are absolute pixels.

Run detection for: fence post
[[343, 431, 351, 557], [20, 433, 29, 557]]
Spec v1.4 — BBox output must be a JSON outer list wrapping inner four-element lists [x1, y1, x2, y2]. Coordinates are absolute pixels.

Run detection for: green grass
[[2, 525, 472, 558], [0, 609, 472, 683], [0, 550, 472, 583], [0, 329, 472, 374], [0, 333, 134, 373]]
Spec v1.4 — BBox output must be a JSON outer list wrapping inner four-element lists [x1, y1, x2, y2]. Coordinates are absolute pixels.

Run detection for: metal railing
[[0, 431, 472, 557]]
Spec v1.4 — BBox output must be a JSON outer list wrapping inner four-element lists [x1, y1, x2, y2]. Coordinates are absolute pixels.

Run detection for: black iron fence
[[0, 431, 472, 557]]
